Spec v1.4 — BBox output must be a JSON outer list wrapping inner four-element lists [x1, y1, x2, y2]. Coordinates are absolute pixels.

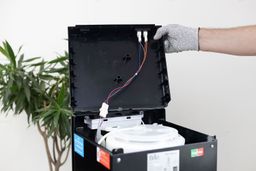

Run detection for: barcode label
[[147, 150, 180, 171]]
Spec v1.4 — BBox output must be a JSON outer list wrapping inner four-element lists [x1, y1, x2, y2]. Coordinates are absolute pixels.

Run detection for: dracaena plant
[[0, 41, 72, 171]]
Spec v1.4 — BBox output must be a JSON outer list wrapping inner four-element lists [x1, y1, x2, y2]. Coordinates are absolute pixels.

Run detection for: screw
[[211, 144, 215, 148], [117, 158, 121, 163]]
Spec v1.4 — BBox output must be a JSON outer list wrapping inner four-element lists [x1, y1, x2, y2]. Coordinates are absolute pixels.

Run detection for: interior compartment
[[73, 109, 214, 152]]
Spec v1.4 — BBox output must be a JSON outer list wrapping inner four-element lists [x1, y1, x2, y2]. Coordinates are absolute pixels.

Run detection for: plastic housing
[[68, 25, 170, 114]]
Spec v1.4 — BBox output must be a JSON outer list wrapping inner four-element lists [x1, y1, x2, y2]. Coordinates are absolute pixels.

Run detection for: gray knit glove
[[154, 24, 199, 53]]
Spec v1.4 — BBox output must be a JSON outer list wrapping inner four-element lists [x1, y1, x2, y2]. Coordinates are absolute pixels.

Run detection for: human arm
[[154, 24, 256, 56], [199, 25, 256, 56]]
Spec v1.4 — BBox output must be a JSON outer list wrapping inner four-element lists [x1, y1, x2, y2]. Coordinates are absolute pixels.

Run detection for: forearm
[[199, 25, 256, 56]]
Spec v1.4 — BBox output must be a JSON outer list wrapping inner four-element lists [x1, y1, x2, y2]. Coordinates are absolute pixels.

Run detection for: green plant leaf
[[39, 74, 55, 80], [18, 54, 24, 67], [44, 67, 67, 74], [30, 60, 46, 67], [24, 83, 31, 102], [0, 63, 6, 70], [48, 56, 68, 64], [17, 45, 23, 56], [23, 57, 41, 63], [0, 46, 8, 58], [3, 41, 16, 68], [56, 83, 66, 106]]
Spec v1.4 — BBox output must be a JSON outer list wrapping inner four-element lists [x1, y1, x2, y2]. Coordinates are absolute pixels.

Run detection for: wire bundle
[[98, 31, 149, 119], [105, 41, 148, 104]]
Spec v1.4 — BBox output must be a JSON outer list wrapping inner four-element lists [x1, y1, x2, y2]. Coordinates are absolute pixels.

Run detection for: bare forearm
[[199, 25, 256, 56]]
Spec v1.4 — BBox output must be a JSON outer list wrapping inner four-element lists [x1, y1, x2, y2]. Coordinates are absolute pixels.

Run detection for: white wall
[[0, 0, 256, 171]]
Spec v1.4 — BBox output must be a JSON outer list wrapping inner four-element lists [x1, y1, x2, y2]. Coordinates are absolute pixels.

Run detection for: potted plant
[[0, 41, 72, 171]]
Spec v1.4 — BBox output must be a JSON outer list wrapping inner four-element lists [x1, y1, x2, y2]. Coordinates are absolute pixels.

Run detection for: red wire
[[105, 42, 148, 104]]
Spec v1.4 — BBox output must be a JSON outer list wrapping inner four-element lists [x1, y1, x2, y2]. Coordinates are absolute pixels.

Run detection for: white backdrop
[[0, 0, 256, 171]]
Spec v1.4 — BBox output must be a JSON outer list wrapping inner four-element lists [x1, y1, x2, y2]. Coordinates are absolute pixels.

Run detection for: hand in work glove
[[154, 24, 199, 53]]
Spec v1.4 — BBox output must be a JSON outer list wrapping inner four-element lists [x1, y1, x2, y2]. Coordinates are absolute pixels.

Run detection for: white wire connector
[[137, 31, 142, 42], [99, 102, 109, 118], [143, 31, 148, 42]]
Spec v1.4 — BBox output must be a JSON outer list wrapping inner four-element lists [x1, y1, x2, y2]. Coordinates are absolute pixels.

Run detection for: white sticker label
[[147, 150, 180, 171]]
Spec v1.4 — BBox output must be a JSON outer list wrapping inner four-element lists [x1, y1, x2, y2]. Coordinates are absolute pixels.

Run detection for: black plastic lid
[[68, 25, 170, 114]]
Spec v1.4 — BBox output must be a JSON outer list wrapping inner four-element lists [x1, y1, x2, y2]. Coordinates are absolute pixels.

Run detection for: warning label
[[147, 150, 180, 171], [97, 147, 110, 170], [191, 148, 204, 158]]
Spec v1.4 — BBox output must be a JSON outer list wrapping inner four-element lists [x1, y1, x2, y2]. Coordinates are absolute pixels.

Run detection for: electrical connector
[[99, 102, 109, 118], [143, 31, 148, 42], [137, 31, 142, 42]]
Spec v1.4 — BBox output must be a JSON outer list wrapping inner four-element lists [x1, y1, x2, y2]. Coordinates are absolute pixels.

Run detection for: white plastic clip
[[143, 31, 148, 42], [137, 31, 142, 42], [99, 102, 109, 118]]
